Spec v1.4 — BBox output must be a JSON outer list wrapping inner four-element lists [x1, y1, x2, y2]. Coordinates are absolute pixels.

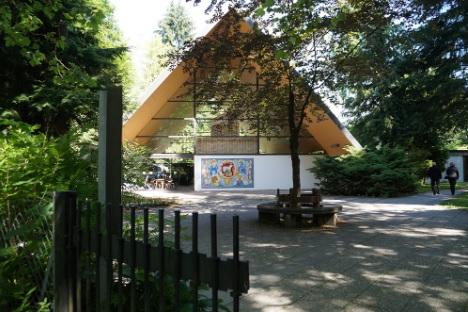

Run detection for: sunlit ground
[[138, 188, 468, 311], [442, 191, 468, 210]]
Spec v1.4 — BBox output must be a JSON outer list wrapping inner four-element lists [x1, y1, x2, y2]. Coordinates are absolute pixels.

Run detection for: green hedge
[[311, 146, 425, 197]]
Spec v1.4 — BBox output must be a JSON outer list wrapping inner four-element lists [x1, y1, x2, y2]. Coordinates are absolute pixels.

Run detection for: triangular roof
[[123, 14, 361, 156]]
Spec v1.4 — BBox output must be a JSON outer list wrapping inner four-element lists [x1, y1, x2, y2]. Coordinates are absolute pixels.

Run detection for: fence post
[[98, 86, 123, 310], [98, 86, 123, 236], [54, 191, 78, 312]]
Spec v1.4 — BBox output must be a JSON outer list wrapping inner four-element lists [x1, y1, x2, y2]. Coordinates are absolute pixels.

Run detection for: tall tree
[[177, 1, 389, 206], [141, 36, 170, 89], [156, 1, 194, 51], [135, 1, 194, 108], [334, 0, 468, 163], [0, 0, 127, 135]]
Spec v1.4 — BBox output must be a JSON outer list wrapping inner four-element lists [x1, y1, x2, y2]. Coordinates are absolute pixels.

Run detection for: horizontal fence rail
[[79, 229, 250, 293], [54, 191, 249, 312]]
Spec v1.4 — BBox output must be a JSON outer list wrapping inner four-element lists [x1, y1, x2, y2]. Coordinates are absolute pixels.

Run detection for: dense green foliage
[[335, 0, 467, 164], [0, 1, 178, 310], [311, 146, 425, 197], [0, 199, 53, 312], [0, 0, 129, 135], [0, 120, 158, 310], [0, 120, 98, 214], [0, 0, 130, 307], [0, 120, 98, 310]]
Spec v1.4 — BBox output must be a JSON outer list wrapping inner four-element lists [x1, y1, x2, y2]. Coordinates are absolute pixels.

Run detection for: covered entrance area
[[145, 153, 194, 189]]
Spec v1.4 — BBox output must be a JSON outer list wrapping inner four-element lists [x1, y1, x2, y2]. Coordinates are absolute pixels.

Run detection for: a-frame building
[[123, 14, 361, 191]]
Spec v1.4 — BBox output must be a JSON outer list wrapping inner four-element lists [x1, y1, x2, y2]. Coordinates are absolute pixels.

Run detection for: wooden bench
[[257, 202, 342, 227], [257, 188, 341, 227], [276, 188, 322, 207]]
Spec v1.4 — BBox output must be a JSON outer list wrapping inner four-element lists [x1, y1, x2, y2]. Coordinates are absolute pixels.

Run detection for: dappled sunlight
[[246, 242, 300, 248], [315, 271, 353, 287], [413, 284, 468, 312], [352, 244, 398, 256], [136, 189, 208, 201], [135, 189, 468, 311], [244, 286, 308, 311], [448, 252, 468, 259], [362, 227, 467, 238], [361, 270, 403, 285], [250, 274, 282, 284], [444, 252, 468, 268]]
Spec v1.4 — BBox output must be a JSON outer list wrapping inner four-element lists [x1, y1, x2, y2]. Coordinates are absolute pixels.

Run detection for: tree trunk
[[287, 85, 301, 208], [289, 132, 301, 208]]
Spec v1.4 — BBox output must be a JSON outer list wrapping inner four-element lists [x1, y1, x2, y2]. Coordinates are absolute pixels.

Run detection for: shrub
[[0, 120, 100, 215], [0, 120, 165, 310], [311, 146, 425, 197], [123, 141, 152, 187], [0, 120, 97, 311]]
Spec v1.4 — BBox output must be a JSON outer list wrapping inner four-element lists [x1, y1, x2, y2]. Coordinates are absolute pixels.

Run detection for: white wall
[[446, 155, 465, 182], [194, 155, 320, 191]]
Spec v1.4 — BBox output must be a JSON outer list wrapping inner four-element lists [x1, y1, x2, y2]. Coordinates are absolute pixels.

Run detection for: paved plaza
[[138, 188, 468, 312]]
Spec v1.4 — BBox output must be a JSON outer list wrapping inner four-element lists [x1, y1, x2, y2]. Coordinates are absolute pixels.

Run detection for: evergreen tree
[[142, 35, 170, 89], [156, 1, 194, 50], [334, 0, 467, 163], [136, 1, 194, 99], [0, 0, 127, 135]]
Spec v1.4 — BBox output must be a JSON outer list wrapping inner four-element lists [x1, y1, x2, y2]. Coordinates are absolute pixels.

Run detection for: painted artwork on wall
[[201, 158, 254, 189]]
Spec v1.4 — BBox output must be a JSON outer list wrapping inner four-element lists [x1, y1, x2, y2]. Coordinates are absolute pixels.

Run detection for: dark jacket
[[446, 165, 459, 180], [427, 165, 442, 180]]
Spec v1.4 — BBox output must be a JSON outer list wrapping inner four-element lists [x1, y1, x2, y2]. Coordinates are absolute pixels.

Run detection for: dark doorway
[[150, 154, 194, 187]]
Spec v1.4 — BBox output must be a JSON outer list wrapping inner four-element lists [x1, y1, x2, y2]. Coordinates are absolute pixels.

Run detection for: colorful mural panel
[[201, 158, 254, 189]]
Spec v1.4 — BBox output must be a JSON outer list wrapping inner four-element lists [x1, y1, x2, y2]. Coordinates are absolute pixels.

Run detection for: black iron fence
[[54, 191, 249, 311]]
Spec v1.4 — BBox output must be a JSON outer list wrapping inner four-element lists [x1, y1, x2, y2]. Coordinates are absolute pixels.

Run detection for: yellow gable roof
[[123, 14, 361, 156]]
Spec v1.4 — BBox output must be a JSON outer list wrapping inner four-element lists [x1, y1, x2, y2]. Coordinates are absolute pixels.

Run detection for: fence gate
[[53, 191, 249, 311]]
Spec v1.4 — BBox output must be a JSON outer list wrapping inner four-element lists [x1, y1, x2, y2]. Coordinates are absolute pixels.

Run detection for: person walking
[[427, 161, 442, 195], [445, 162, 460, 195]]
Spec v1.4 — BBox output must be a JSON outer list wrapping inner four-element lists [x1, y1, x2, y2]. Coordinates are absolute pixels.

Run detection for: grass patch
[[417, 181, 468, 193], [442, 191, 468, 209]]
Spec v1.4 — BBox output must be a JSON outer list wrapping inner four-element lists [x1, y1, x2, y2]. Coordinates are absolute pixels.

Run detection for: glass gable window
[[147, 137, 194, 154], [195, 119, 256, 137], [157, 101, 193, 118], [139, 119, 194, 137], [138, 68, 324, 155], [259, 137, 322, 154]]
